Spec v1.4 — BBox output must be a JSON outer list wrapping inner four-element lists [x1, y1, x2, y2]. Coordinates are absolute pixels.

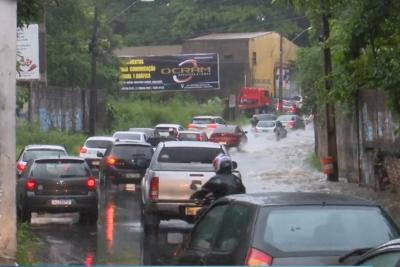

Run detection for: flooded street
[[26, 123, 400, 265]]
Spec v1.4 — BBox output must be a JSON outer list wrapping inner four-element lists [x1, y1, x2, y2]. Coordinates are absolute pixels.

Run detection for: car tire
[[18, 205, 31, 223], [80, 209, 98, 225], [142, 211, 159, 235]]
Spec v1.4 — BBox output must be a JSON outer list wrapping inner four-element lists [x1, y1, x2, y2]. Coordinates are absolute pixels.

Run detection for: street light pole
[[89, 0, 99, 136]]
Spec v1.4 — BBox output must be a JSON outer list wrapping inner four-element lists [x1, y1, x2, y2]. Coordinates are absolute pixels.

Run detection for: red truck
[[238, 87, 273, 115]]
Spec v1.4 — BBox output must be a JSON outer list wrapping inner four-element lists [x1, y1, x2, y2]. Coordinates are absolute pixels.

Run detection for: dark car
[[209, 125, 248, 150], [16, 144, 68, 176], [98, 141, 153, 187], [344, 238, 400, 266], [173, 192, 399, 266], [177, 130, 208, 141], [16, 157, 98, 224]]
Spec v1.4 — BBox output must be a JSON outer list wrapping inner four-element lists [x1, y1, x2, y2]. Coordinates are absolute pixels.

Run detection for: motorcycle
[[274, 126, 287, 141]]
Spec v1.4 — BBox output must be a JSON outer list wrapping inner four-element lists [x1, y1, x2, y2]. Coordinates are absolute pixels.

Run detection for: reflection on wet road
[[28, 184, 188, 265]]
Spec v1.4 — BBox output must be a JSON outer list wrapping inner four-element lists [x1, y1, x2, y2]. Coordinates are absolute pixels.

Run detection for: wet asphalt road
[[25, 124, 400, 265]]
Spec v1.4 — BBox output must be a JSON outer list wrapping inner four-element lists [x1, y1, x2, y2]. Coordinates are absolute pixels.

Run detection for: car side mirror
[[232, 161, 238, 170], [97, 152, 104, 157]]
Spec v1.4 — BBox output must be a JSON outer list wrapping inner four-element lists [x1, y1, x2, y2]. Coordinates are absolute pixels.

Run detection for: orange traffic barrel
[[320, 156, 334, 174]]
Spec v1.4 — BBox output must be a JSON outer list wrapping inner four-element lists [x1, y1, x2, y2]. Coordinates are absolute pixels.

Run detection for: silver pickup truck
[[141, 141, 235, 233]]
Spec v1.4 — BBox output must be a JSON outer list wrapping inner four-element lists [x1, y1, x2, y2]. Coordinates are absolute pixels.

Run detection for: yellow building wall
[[248, 32, 298, 97]]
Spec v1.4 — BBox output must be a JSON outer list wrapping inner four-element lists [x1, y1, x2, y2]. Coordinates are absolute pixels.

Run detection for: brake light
[[17, 162, 27, 173], [245, 248, 273, 266], [150, 176, 159, 201], [86, 177, 96, 191], [188, 123, 195, 129], [207, 124, 217, 129], [25, 178, 37, 191], [80, 147, 88, 154], [288, 120, 295, 128], [107, 156, 116, 165]]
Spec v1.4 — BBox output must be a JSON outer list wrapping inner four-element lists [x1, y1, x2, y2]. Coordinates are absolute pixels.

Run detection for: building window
[[224, 54, 233, 60], [252, 52, 257, 65]]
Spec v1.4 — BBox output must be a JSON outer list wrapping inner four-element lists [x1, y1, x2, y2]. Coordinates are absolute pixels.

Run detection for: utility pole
[[278, 33, 283, 107], [89, 0, 99, 136], [0, 0, 17, 262], [321, 0, 339, 181]]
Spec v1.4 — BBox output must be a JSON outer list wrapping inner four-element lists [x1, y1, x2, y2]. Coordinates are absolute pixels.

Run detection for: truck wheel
[[142, 211, 159, 235]]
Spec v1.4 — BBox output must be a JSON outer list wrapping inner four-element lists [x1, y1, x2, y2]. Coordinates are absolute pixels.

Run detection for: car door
[[175, 203, 229, 265], [205, 203, 255, 265]]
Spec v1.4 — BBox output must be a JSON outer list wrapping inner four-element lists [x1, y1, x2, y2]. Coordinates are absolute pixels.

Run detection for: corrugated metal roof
[[189, 32, 273, 41], [113, 45, 182, 57]]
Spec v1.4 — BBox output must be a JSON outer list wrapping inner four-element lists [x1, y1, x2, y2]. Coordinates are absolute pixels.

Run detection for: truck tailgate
[[156, 171, 214, 201]]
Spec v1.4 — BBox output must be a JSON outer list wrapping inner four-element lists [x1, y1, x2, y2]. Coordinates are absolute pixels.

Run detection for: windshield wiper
[[338, 247, 372, 263]]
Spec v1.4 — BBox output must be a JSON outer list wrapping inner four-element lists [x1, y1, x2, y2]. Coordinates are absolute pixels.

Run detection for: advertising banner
[[120, 53, 220, 91], [16, 24, 40, 80]]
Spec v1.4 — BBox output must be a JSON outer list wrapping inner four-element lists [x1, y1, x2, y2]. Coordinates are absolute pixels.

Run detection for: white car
[[79, 136, 115, 172], [154, 124, 184, 137], [112, 131, 148, 142], [255, 120, 276, 133], [188, 116, 226, 137]]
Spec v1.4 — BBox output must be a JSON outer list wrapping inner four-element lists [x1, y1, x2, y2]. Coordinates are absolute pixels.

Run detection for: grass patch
[[305, 152, 321, 171], [17, 223, 40, 265], [17, 121, 87, 156], [107, 95, 224, 131]]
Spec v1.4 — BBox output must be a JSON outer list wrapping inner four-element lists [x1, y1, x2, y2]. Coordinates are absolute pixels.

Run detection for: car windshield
[[114, 133, 141, 140], [157, 147, 222, 163], [32, 161, 89, 178], [256, 206, 399, 254], [111, 145, 153, 158], [85, 140, 113, 149], [23, 149, 67, 162], [192, 118, 214, 124], [258, 121, 276, 127]]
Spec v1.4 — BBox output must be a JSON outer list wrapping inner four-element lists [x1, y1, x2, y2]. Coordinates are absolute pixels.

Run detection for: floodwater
[[24, 123, 400, 265]]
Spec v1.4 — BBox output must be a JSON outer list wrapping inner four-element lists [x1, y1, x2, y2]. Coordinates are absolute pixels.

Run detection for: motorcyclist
[[167, 127, 178, 140], [191, 154, 246, 203], [274, 120, 286, 140]]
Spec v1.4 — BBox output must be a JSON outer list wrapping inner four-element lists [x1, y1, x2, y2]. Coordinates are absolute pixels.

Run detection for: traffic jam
[[16, 107, 400, 266]]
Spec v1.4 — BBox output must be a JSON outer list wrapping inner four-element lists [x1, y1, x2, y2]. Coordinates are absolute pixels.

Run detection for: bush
[[107, 95, 224, 131], [16, 121, 87, 156]]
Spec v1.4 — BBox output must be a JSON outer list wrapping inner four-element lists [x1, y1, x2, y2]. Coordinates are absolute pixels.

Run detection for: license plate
[[125, 173, 141, 178], [51, 199, 72, 206], [185, 207, 202, 216], [91, 161, 100, 166]]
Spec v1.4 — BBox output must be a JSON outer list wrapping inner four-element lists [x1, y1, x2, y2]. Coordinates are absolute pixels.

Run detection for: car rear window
[[277, 115, 294, 122], [213, 126, 236, 134], [258, 121, 276, 127], [111, 145, 153, 158], [192, 118, 214, 124], [114, 133, 141, 140], [32, 161, 89, 178], [157, 147, 222, 163], [23, 149, 67, 162], [85, 140, 113, 149], [255, 206, 399, 254], [179, 133, 200, 141]]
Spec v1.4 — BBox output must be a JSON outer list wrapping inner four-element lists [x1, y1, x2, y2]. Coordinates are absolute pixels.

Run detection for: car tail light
[[25, 178, 37, 191], [86, 177, 96, 191], [17, 162, 27, 173], [188, 123, 195, 129], [288, 120, 295, 128], [106, 156, 116, 165], [207, 124, 217, 129], [150, 176, 159, 201], [245, 248, 273, 266], [80, 147, 88, 154]]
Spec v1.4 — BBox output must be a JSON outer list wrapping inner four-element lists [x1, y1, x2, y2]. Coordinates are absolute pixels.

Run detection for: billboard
[[120, 53, 220, 91], [16, 24, 40, 80]]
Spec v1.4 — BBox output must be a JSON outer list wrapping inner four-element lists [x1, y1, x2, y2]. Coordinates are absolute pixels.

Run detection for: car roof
[[192, 116, 222, 119], [25, 144, 66, 151], [155, 124, 183, 128], [179, 130, 204, 134], [129, 127, 154, 131], [85, 136, 116, 141], [223, 192, 377, 207], [113, 131, 143, 134], [160, 141, 222, 148], [113, 141, 152, 147]]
